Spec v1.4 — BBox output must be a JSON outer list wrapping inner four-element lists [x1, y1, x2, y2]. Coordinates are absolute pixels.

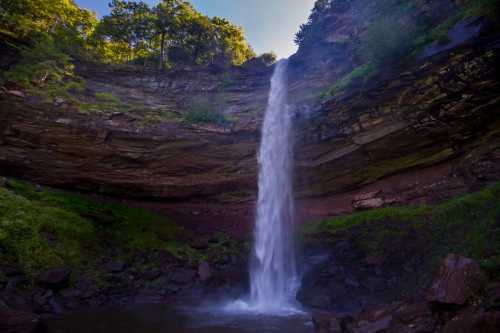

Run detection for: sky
[[74, 0, 316, 58]]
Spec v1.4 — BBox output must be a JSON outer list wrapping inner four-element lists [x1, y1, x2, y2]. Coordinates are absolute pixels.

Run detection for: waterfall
[[249, 59, 299, 312]]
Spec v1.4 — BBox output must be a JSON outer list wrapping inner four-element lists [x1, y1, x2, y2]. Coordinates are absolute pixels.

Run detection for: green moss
[[321, 64, 377, 99], [95, 92, 121, 104], [0, 187, 95, 275], [1, 179, 197, 276], [414, 0, 500, 51], [312, 182, 500, 278], [320, 205, 429, 234]]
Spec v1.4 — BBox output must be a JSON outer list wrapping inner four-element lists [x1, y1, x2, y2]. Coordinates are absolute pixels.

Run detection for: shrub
[[358, 16, 420, 66], [4, 34, 73, 89], [95, 92, 121, 103], [324, 63, 377, 98], [184, 98, 229, 126]]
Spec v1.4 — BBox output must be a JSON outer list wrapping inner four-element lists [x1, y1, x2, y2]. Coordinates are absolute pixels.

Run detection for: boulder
[[390, 302, 437, 333], [37, 267, 71, 290], [353, 198, 385, 210], [198, 261, 212, 282], [312, 312, 352, 333], [443, 307, 500, 333], [5, 90, 25, 98], [0, 308, 41, 333], [351, 303, 399, 333], [426, 254, 486, 305]]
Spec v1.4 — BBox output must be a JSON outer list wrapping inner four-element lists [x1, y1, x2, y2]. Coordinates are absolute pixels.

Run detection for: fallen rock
[[198, 261, 212, 282], [0, 308, 41, 333], [391, 302, 437, 333], [351, 303, 400, 333], [5, 90, 25, 98], [426, 254, 486, 305], [353, 198, 385, 210], [37, 267, 71, 290], [54, 97, 65, 106]]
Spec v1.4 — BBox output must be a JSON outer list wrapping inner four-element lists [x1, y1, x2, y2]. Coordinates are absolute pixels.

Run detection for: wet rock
[[443, 307, 500, 333], [390, 302, 436, 333], [352, 303, 400, 333], [198, 261, 212, 282], [426, 254, 486, 305], [37, 267, 71, 290], [312, 312, 352, 333], [169, 268, 197, 285], [0, 177, 7, 187], [484, 283, 500, 310], [54, 97, 65, 106], [0, 308, 41, 333], [104, 260, 126, 273]]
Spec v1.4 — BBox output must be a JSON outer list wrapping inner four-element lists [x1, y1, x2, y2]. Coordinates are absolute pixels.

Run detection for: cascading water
[[226, 59, 300, 314], [249, 59, 299, 312]]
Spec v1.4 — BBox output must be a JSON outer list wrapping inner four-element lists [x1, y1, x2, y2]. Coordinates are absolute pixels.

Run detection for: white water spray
[[226, 60, 299, 314], [250, 59, 298, 311]]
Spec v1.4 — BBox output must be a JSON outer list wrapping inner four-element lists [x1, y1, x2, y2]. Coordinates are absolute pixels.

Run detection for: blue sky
[[74, 0, 316, 58]]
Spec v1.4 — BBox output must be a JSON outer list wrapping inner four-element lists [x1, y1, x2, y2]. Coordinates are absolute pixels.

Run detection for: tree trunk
[[159, 32, 165, 71]]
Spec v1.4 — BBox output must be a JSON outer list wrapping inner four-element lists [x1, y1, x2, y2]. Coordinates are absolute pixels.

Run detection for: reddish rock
[[0, 308, 41, 333], [443, 307, 500, 333], [353, 197, 385, 210], [37, 267, 71, 290], [312, 311, 352, 333], [5, 90, 25, 98], [365, 255, 385, 265], [426, 254, 486, 305], [352, 303, 400, 333], [198, 262, 212, 282]]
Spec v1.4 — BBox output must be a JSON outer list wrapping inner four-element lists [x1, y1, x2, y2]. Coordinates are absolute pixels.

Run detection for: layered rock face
[[0, 63, 272, 202], [1, 1, 500, 225]]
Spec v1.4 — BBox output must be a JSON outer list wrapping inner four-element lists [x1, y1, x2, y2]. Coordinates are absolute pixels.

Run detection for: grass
[[320, 64, 377, 99], [95, 92, 121, 104], [313, 182, 500, 277], [319, 205, 429, 233], [0, 179, 196, 277]]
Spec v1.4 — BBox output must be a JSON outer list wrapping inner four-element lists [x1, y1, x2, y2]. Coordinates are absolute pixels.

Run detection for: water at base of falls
[[225, 60, 301, 315]]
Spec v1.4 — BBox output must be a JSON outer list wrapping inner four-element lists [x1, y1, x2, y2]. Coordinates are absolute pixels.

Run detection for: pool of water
[[45, 303, 313, 333]]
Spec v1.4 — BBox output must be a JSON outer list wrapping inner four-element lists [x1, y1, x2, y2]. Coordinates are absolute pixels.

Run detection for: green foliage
[[183, 97, 229, 126], [95, 0, 255, 67], [320, 205, 429, 233], [358, 16, 420, 66], [0, 187, 95, 275], [323, 63, 377, 98], [4, 34, 72, 87], [414, 0, 500, 51], [1, 179, 193, 276], [315, 182, 500, 277], [95, 92, 121, 103]]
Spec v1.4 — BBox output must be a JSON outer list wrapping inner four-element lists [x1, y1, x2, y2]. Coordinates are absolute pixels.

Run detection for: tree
[[98, 0, 154, 61], [152, 0, 184, 70]]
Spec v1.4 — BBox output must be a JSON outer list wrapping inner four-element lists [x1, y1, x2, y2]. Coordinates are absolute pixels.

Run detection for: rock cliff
[[1, 0, 499, 228]]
